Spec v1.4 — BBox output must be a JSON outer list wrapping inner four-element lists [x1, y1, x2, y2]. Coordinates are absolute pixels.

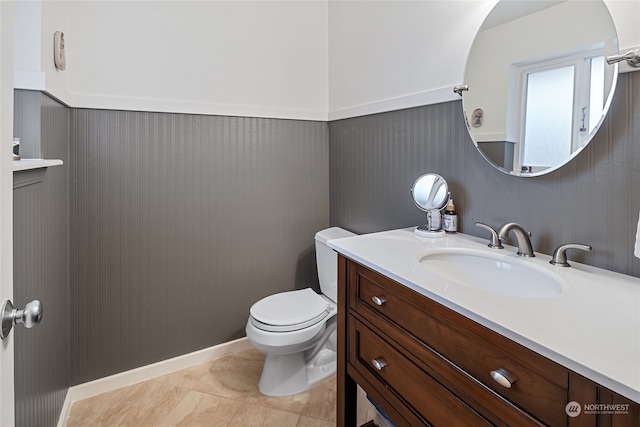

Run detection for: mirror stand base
[[414, 226, 446, 238]]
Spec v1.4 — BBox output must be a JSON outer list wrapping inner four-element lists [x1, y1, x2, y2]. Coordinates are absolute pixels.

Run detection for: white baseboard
[[57, 337, 253, 427]]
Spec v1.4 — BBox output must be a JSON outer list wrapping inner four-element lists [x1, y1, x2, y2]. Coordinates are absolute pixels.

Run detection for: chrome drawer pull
[[490, 369, 516, 389], [371, 296, 388, 306], [371, 358, 388, 371]]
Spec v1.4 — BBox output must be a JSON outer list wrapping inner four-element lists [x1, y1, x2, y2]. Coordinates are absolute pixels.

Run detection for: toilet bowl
[[245, 227, 355, 396]]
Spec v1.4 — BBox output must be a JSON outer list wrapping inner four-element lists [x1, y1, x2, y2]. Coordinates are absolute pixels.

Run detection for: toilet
[[245, 227, 355, 396]]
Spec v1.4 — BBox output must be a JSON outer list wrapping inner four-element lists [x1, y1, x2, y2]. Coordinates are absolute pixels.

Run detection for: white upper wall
[[13, 0, 640, 121], [328, 0, 493, 120], [20, 0, 329, 121], [328, 0, 640, 120], [14, 0, 45, 89]]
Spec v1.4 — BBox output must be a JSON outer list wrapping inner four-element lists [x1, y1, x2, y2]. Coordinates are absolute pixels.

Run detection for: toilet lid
[[250, 288, 329, 328]]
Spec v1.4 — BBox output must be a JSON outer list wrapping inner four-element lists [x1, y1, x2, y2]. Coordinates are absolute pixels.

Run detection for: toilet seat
[[250, 288, 330, 332]]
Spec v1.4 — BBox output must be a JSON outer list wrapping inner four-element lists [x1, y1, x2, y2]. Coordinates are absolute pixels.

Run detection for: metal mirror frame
[[411, 173, 450, 237], [411, 173, 449, 212]]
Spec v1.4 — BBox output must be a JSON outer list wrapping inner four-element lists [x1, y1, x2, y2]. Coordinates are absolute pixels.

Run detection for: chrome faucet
[[549, 243, 592, 267], [497, 223, 535, 257], [475, 222, 503, 249]]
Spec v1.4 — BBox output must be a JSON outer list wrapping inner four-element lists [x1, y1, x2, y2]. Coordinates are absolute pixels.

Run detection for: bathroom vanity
[[329, 229, 640, 427]]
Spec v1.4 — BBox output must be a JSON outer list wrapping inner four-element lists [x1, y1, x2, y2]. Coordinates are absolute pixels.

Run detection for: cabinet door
[[597, 388, 640, 427], [568, 372, 640, 427]]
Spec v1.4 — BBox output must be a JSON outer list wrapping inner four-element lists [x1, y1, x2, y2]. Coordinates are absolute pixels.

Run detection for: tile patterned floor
[[67, 348, 375, 427]]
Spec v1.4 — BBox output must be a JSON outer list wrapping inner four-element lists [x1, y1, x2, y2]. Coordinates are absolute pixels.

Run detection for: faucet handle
[[550, 243, 592, 267], [475, 222, 503, 249]]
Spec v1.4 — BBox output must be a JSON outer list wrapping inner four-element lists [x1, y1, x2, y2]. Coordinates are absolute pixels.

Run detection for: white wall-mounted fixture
[[53, 31, 65, 71], [12, 159, 64, 189]]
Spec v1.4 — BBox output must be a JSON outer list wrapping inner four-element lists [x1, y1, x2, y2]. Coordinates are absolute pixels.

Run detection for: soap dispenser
[[443, 199, 458, 233]]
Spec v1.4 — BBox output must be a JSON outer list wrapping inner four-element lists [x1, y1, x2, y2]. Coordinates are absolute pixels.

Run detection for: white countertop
[[328, 228, 640, 403]]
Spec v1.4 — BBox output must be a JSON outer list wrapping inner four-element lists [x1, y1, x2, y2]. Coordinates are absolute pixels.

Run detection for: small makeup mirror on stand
[[411, 173, 450, 238]]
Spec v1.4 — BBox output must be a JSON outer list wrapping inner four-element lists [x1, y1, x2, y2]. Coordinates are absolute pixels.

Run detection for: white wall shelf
[[13, 159, 63, 189], [12, 158, 63, 172]]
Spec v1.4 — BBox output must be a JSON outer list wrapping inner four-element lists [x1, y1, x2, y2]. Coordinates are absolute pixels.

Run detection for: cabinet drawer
[[350, 317, 492, 427], [350, 262, 569, 427]]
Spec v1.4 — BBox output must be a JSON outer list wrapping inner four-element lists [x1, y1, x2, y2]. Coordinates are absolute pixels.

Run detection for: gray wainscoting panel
[[70, 111, 329, 384], [330, 72, 640, 278], [13, 91, 70, 427]]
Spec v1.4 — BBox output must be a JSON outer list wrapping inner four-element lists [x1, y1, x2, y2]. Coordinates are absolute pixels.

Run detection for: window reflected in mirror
[[522, 64, 574, 171], [518, 54, 607, 173]]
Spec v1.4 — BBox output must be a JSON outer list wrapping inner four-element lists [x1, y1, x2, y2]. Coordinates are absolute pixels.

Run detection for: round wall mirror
[[462, 0, 619, 177]]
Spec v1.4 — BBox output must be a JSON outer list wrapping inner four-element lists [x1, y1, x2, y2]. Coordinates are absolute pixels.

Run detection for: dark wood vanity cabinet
[[336, 255, 640, 427]]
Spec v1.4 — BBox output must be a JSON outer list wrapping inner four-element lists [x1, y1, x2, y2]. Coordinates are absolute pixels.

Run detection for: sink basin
[[417, 248, 564, 298]]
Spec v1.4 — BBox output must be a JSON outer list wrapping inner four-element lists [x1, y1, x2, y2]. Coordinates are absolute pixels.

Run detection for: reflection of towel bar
[[606, 50, 640, 68], [453, 85, 469, 96]]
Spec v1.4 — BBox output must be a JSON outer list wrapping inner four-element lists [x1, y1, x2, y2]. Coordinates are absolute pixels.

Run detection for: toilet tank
[[314, 227, 356, 303]]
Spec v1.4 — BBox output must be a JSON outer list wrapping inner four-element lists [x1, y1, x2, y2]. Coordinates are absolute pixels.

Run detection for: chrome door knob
[[1, 299, 43, 339], [21, 300, 43, 328]]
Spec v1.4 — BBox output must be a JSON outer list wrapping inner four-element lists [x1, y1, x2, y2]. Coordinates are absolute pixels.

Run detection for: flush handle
[[490, 369, 516, 389], [371, 296, 388, 306], [371, 358, 388, 371], [1, 299, 43, 339]]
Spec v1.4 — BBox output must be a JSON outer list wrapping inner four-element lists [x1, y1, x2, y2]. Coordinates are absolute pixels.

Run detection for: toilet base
[[305, 347, 337, 388], [258, 347, 337, 396], [258, 353, 308, 396], [256, 325, 338, 397]]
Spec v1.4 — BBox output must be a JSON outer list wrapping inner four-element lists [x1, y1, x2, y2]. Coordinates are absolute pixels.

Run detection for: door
[[0, 1, 15, 426]]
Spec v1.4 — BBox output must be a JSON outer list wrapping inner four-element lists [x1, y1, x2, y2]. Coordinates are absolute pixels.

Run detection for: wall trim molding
[[15, 84, 329, 121], [68, 93, 329, 121], [328, 85, 459, 121], [56, 337, 253, 427]]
